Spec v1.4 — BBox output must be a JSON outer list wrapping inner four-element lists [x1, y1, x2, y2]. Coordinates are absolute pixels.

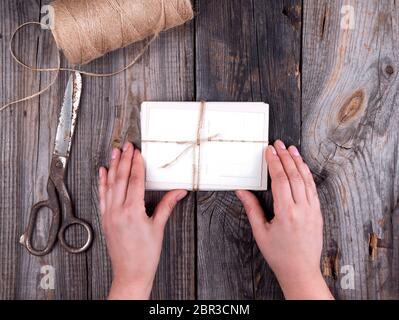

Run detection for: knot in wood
[[337, 90, 365, 124], [281, 5, 301, 30], [385, 65, 394, 75]]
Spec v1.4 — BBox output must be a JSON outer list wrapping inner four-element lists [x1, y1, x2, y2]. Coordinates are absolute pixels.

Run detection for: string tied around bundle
[[1, 0, 194, 111], [141, 101, 269, 191]]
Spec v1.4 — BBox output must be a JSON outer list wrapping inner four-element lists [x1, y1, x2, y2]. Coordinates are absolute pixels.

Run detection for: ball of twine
[[52, 0, 193, 65], [1, 0, 193, 111]]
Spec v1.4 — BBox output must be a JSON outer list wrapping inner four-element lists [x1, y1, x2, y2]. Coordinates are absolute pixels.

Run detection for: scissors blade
[[54, 72, 82, 158]]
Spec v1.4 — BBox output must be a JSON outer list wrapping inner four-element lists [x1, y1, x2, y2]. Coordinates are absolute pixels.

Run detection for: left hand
[[98, 142, 187, 300]]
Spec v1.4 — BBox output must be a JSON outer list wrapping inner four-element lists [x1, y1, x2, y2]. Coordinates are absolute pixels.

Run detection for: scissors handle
[[53, 171, 93, 253], [21, 156, 93, 255], [20, 180, 61, 256], [58, 217, 93, 254]]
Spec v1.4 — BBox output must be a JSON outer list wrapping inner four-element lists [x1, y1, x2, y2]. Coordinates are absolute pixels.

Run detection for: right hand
[[236, 140, 334, 300]]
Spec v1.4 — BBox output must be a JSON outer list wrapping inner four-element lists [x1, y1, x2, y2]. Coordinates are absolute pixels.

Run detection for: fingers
[[236, 190, 268, 235], [266, 145, 294, 209], [107, 148, 121, 186], [106, 147, 121, 207], [153, 190, 188, 228], [112, 143, 134, 205], [98, 167, 108, 216], [273, 140, 307, 204], [288, 146, 318, 203], [125, 149, 146, 206]]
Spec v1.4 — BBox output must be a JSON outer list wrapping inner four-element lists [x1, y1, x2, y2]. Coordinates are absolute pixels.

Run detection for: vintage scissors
[[20, 72, 93, 256]]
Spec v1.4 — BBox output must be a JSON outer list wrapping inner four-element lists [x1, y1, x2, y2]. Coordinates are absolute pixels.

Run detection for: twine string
[[0, 22, 159, 112], [141, 101, 269, 191]]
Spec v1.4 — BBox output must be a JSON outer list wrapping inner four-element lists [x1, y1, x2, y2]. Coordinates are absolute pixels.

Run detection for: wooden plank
[[302, 0, 399, 299], [252, 0, 302, 299], [0, 0, 32, 299], [83, 4, 196, 300], [84, 43, 137, 300], [144, 18, 196, 300], [195, 0, 301, 299], [0, 0, 92, 299], [0, 0, 67, 300]]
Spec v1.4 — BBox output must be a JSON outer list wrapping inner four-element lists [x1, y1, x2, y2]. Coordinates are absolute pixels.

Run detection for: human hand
[[236, 140, 333, 300], [98, 142, 187, 300]]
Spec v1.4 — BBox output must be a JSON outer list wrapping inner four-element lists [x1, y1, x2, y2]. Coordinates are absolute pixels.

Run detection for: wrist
[[275, 268, 333, 300], [108, 277, 153, 300]]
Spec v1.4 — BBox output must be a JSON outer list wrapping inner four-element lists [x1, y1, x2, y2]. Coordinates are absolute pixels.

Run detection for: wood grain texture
[[195, 0, 301, 299], [302, 0, 399, 299], [1, 0, 399, 300], [0, 0, 195, 300]]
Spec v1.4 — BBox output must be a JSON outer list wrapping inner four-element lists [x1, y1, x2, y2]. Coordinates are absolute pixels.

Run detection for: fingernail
[[123, 142, 130, 152], [268, 145, 277, 155], [289, 146, 300, 157], [176, 191, 188, 201], [277, 140, 286, 150], [111, 148, 118, 160], [98, 168, 103, 178], [236, 190, 244, 199]]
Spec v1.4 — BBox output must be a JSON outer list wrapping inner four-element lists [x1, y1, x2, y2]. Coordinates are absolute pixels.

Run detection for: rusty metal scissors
[[20, 72, 93, 256]]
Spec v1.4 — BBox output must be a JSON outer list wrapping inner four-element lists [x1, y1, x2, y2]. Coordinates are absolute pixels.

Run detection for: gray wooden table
[[1, 0, 398, 300]]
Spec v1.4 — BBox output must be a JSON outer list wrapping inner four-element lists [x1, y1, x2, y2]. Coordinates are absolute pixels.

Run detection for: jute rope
[[1, 0, 193, 111], [142, 101, 269, 191]]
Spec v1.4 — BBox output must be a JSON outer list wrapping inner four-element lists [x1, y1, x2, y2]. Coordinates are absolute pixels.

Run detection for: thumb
[[153, 190, 188, 228], [236, 190, 268, 234]]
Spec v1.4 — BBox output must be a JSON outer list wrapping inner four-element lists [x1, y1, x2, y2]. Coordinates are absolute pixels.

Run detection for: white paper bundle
[[141, 101, 269, 191]]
